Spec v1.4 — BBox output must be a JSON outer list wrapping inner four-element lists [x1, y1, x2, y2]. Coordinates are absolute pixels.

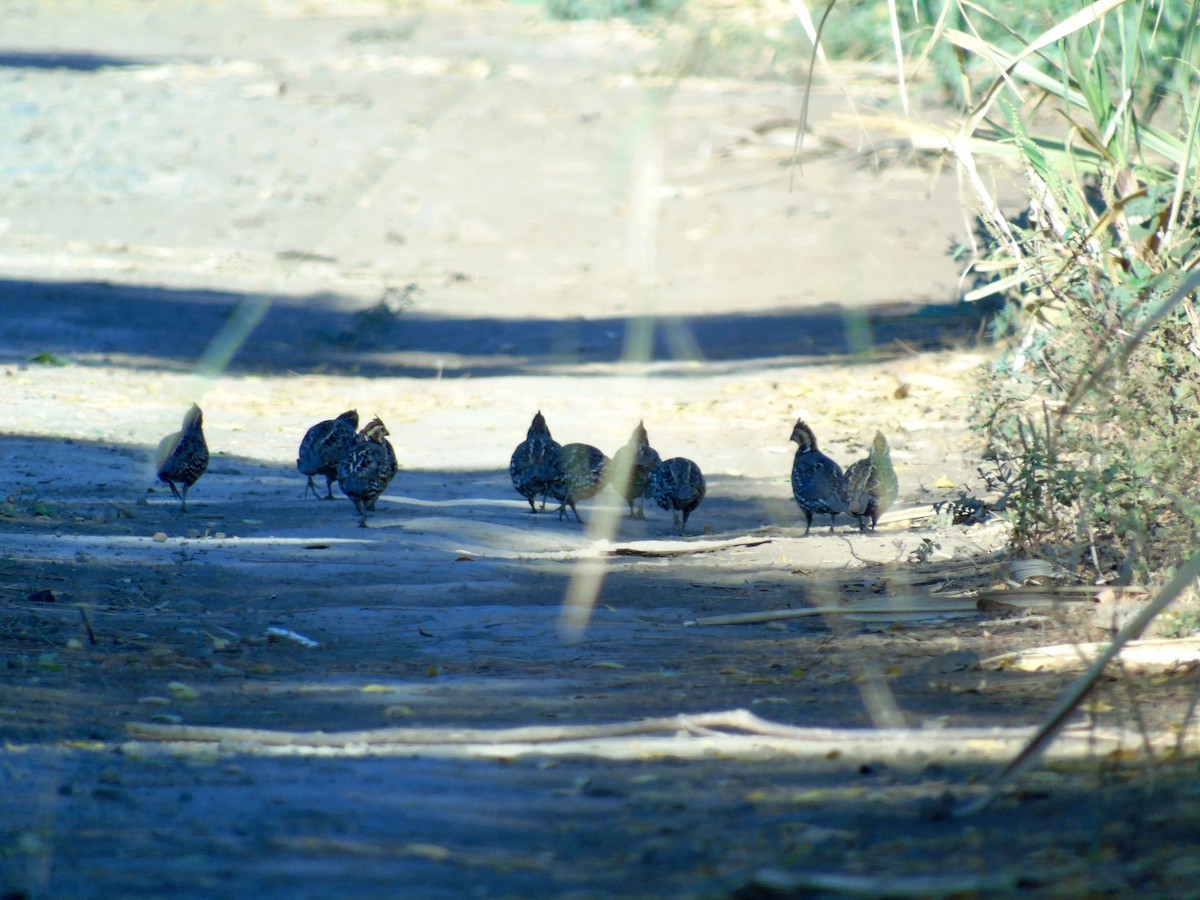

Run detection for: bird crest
[[182, 403, 203, 431], [789, 418, 818, 452], [361, 417, 389, 442]]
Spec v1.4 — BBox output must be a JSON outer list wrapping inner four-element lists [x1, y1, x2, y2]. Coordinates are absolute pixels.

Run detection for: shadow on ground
[[5, 434, 1195, 898], [0, 278, 1000, 377], [0, 49, 153, 71]]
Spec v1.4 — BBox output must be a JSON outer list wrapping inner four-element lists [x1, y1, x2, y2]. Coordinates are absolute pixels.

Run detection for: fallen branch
[[984, 637, 1200, 674], [746, 868, 1018, 897], [687, 600, 978, 627], [605, 537, 772, 558], [122, 707, 1200, 763], [957, 549, 1200, 817], [129, 709, 761, 747]]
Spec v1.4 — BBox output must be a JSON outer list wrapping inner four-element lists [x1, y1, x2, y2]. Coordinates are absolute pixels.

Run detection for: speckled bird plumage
[[336, 416, 398, 527], [549, 442, 610, 523], [297, 409, 359, 499], [156, 403, 209, 512], [789, 418, 847, 536], [608, 420, 662, 519], [509, 411, 564, 514], [845, 431, 898, 531], [650, 456, 706, 535]]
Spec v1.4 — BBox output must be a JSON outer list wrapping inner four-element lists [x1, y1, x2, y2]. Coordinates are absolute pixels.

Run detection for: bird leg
[[323, 475, 336, 500], [556, 499, 584, 524]]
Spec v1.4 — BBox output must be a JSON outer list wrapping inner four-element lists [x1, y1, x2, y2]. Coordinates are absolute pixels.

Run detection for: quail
[[608, 420, 662, 519], [509, 411, 564, 514], [297, 409, 359, 500], [336, 416, 398, 527], [549, 442, 610, 523], [845, 431, 898, 531], [790, 418, 847, 536], [650, 456, 706, 535], [156, 403, 209, 512]]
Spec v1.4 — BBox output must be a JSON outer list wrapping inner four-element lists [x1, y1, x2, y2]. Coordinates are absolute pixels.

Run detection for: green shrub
[[542, 0, 684, 22], [957, 1, 1200, 585]]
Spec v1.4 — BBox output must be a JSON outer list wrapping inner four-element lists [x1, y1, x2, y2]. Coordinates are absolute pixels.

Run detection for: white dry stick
[[982, 637, 1200, 674], [957, 550, 1200, 816], [124, 707, 1200, 764], [265, 626, 319, 649], [785, 0, 829, 69], [750, 869, 1016, 896], [688, 600, 977, 627]]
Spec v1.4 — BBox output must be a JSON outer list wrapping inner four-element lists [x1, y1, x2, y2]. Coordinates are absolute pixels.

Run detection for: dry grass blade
[[956, 548, 1200, 817], [788, 0, 838, 184], [884, 0, 908, 117], [1019, 0, 1131, 54], [1165, 80, 1200, 245], [954, 0, 1132, 139], [784, 0, 829, 69]]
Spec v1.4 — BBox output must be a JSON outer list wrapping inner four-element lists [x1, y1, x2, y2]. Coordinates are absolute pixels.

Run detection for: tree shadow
[[0, 50, 153, 71], [0, 277, 1000, 378]]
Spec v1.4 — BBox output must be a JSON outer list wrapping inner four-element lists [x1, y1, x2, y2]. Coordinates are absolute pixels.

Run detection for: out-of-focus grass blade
[[957, 548, 1200, 817]]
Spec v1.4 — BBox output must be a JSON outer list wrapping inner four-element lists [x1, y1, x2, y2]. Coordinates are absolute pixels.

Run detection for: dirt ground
[[3, 2, 1200, 898]]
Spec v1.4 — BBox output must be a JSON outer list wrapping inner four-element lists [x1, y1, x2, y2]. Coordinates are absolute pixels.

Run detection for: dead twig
[[123, 708, 1200, 765], [957, 549, 1200, 816], [687, 601, 978, 627], [982, 637, 1200, 674], [78, 603, 97, 645], [747, 868, 1018, 897], [607, 538, 771, 558]]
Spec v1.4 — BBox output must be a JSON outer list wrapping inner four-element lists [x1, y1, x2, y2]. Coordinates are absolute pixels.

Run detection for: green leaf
[[26, 352, 72, 366]]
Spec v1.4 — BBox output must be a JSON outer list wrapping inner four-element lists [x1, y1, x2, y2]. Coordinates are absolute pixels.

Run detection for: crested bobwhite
[[608, 420, 662, 519], [297, 409, 359, 499], [845, 431, 898, 531], [156, 403, 209, 512], [789, 418, 847, 536], [509, 411, 564, 514], [549, 442, 610, 523], [650, 456, 706, 535], [336, 416, 398, 527]]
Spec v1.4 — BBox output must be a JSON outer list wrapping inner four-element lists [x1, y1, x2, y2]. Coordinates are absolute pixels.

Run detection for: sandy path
[[13, 5, 1189, 899]]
